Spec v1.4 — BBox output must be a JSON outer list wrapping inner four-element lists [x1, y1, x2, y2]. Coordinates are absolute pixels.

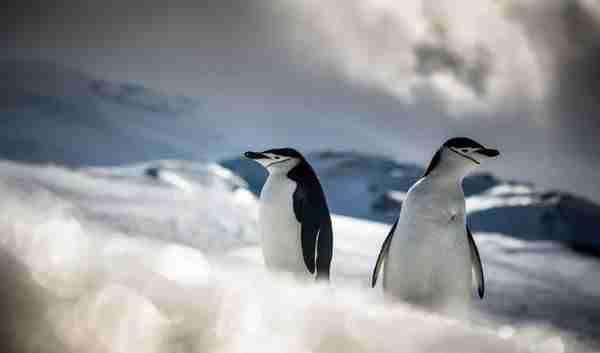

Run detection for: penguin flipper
[[371, 218, 398, 288], [467, 225, 485, 299], [292, 180, 333, 280]]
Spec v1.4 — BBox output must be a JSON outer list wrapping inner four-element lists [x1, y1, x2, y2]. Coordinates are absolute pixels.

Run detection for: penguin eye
[[461, 148, 470, 153], [274, 156, 280, 160]]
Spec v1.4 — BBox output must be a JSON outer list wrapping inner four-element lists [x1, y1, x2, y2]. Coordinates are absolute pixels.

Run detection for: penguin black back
[[423, 148, 442, 177], [283, 150, 333, 281]]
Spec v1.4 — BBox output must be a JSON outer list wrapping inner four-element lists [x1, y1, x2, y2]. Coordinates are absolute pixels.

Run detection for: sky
[[2, 0, 600, 201]]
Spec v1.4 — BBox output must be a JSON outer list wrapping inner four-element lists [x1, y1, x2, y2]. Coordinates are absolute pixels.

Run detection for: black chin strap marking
[[266, 158, 292, 168], [449, 148, 480, 165]]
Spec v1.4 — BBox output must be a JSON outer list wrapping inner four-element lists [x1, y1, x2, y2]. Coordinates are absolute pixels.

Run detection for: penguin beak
[[475, 148, 500, 158], [244, 151, 269, 160]]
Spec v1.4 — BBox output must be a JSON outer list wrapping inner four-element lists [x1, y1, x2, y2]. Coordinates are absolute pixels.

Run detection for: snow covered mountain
[[0, 59, 401, 167], [0, 59, 216, 165], [222, 151, 600, 255], [0, 157, 598, 352]]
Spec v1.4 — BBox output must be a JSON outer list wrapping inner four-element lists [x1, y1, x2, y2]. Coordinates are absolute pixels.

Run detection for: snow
[[0, 59, 214, 165], [90, 80, 197, 114], [0, 158, 598, 353], [468, 185, 600, 252]]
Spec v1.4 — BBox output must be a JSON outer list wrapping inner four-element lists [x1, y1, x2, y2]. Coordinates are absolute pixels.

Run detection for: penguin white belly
[[258, 174, 308, 275], [383, 182, 471, 310]]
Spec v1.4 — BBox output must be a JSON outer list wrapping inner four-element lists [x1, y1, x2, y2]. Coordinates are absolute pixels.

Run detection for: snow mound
[[85, 159, 249, 192], [0, 159, 577, 353], [0, 159, 258, 251]]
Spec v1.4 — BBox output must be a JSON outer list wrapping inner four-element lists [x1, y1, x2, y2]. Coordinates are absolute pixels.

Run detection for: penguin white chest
[[384, 179, 471, 307], [258, 174, 307, 274]]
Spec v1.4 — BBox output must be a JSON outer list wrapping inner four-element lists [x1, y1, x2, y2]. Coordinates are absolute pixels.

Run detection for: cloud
[[7, 0, 599, 129], [266, 0, 600, 200], [510, 0, 600, 141], [272, 0, 548, 117], [272, 0, 600, 125], [1, 0, 270, 49]]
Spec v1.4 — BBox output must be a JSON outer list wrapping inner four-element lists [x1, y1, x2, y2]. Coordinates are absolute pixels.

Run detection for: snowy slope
[[468, 185, 600, 253], [222, 151, 600, 254], [0, 158, 597, 352], [0, 59, 214, 165]]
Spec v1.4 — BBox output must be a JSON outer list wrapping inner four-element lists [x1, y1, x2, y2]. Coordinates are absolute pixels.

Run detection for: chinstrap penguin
[[244, 148, 333, 281], [371, 137, 499, 313]]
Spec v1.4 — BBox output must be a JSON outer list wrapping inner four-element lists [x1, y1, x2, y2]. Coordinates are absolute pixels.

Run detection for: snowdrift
[[0, 159, 581, 353]]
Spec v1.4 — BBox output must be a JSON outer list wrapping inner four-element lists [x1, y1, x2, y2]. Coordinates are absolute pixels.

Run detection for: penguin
[[371, 137, 499, 312], [244, 148, 333, 281]]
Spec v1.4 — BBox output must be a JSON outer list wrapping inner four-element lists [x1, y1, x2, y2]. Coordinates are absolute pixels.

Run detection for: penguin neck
[[425, 173, 464, 191], [266, 170, 291, 183], [425, 163, 469, 188], [424, 147, 478, 184], [429, 152, 477, 183]]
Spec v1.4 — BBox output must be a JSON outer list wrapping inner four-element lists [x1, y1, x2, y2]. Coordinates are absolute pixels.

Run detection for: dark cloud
[[509, 1, 600, 153], [1, 0, 272, 49]]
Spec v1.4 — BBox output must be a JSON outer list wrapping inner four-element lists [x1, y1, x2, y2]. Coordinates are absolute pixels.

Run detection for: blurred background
[[2, 1, 600, 353], [2, 0, 600, 200]]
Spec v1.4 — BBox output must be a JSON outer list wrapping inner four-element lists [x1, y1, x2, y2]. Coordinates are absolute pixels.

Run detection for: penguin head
[[244, 148, 303, 174], [424, 137, 500, 178]]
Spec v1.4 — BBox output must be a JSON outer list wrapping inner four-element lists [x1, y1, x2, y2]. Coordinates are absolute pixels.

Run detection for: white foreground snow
[[0, 159, 593, 353]]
